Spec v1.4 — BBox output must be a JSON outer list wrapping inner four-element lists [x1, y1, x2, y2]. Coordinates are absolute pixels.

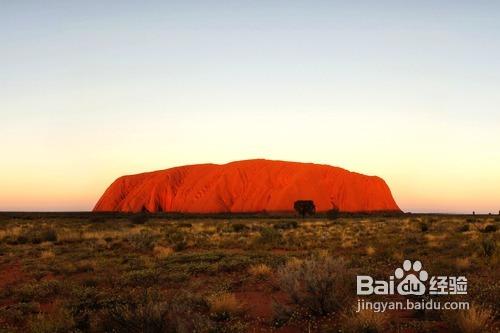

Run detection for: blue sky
[[1, 1, 499, 212]]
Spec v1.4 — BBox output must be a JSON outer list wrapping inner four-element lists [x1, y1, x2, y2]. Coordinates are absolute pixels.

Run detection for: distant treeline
[[0, 211, 491, 221]]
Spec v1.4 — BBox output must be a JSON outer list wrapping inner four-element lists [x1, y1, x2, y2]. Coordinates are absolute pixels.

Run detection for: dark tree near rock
[[294, 200, 316, 218]]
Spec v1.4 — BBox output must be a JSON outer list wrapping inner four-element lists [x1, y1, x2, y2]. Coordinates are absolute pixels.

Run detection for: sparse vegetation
[[342, 309, 388, 333], [277, 255, 353, 316], [458, 224, 470, 232], [0, 213, 498, 332], [207, 293, 244, 321], [443, 304, 494, 333], [482, 224, 497, 233], [481, 237, 496, 257], [248, 263, 273, 280]]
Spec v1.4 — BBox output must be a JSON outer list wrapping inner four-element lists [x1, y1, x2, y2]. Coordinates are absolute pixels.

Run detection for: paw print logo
[[395, 260, 428, 296]]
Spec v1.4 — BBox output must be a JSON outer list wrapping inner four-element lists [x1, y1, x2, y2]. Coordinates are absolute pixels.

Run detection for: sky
[[1, 1, 499, 213]]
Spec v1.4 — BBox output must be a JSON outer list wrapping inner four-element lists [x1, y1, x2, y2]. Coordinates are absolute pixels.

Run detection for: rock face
[[93, 159, 400, 213]]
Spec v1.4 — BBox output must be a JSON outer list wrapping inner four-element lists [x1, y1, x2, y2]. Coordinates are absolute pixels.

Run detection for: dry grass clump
[[443, 304, 494, 333], [342, 309, 388, 333], [0, 226, 22, 240], [365, 246, 376, 256], [207, 293, 244, 321], [277, 255, 352, 316], [153, 245, 174, 258], [455, 257, 472, 271], [248, 263, 272, 279], [40, 249, 55, 260], [56, 229, 82, 243], [284, 257, 303, 270]]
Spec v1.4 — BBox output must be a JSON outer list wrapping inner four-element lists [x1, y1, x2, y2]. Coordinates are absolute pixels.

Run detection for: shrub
[[443, 304, 494, 333], [216, 255, 252, 273], [482, 224, 497, 233], [167, 231, 188, 251], [365, 246, 376, 256], [16, 234, 29, 244], [455, 257, 471, 271], [128, 232, 155, 251], [420, 222, 429, 232], [129, 213, 149, 225], [17, 280, 64, 302], [153, 245, 174, 258], [17, 228, 58, 244], [42, 228, 58, 242], [168, 291, 212, 331], [124, 269, 161, 286], [481, 237, 496, 257], [178, 222, 192, 229], [274, 220, 298, 230], [28, 308, 75, 333], [248, 264, 273, 280], [100, 290, 170, 333], [255, 227, 283, 247], [277, 256, 353, 315], [342, 309, 388, 333], [458, 224, 470, 233], [97, 289, 212, 333], [207, 293, 244, 321], [232, 223, 249, 232], [0, 302, 39, 325], [40, 250, 55, 260]]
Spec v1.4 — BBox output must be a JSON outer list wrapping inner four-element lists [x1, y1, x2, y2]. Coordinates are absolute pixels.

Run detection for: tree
[[294, 200, 316, 218]]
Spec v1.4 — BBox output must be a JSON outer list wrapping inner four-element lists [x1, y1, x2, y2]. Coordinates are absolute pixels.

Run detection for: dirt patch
[[0, 263, 26, 290]]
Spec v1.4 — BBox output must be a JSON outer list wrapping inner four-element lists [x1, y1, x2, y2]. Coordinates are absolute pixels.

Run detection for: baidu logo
[[394, 260, 428, 295], [357, 260, 467, 296]]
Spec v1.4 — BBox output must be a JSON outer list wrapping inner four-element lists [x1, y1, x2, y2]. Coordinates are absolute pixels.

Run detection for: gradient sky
[[1, 1, 499, 213]]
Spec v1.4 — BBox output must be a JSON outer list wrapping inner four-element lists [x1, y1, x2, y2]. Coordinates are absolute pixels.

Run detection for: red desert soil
[[0, 263, 25, 291], [94, 159, 400, 213]]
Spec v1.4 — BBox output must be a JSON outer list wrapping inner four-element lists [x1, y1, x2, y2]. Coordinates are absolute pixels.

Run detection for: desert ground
[[0, 213, 498, 333]]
